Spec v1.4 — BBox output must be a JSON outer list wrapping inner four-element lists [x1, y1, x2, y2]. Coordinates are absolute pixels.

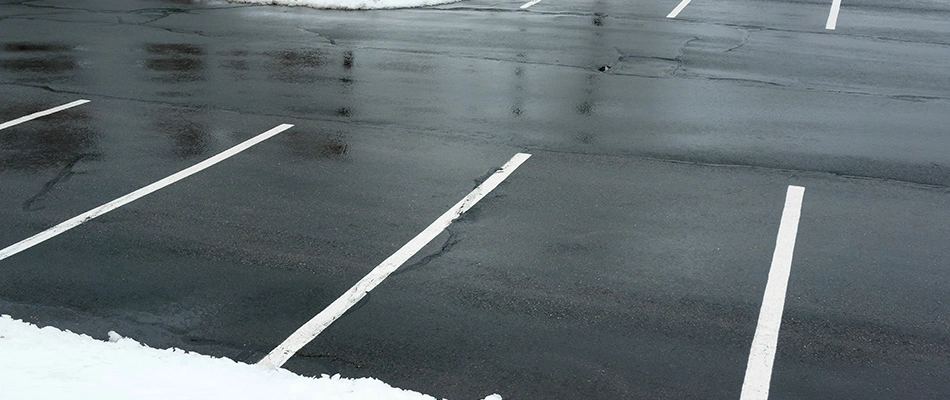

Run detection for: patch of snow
[[107, 330, 124, 343], [227, 0, 463, 10], [0, 315, 501, 400]]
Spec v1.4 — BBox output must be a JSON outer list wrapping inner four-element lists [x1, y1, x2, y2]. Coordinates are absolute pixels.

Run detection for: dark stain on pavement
[[144, 43, 206, 83]]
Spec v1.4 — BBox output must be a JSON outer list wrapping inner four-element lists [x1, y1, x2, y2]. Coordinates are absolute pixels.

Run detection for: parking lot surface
[[2, 0, 949, 398]]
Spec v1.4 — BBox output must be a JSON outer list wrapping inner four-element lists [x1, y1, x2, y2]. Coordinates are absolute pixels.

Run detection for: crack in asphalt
[[298, 27, 338, 45], [525, 147, 950, 191], [725, 28, 755, 53], [350, 43, 950, 103], [392, 228, 461, 277], [670, 36, 698, 77], [120, 8, 192, 26], [21, 154, 87, 212], [714, 21, 950, 48]]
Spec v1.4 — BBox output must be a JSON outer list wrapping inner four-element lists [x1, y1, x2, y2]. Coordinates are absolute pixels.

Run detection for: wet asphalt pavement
[[1, 0, 949, 398]]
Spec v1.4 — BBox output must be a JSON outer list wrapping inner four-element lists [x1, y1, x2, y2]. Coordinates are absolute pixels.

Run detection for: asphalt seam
[[524, 147, 950, 191]]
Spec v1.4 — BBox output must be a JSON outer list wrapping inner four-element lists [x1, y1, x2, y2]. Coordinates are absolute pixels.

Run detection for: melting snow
[[0, 315, 501, 400], [227, 0, 463, 10]]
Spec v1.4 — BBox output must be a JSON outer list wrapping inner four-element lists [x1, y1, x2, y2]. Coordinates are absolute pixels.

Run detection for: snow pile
[[227, 0, 463, 10], [0, 315, 501, 400]]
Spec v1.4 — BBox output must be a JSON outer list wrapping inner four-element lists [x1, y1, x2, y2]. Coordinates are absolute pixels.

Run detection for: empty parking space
[[0, 123, 293, 262], [281, 150, 807, 399], [259, 152, 531, 368], [663, 0, 847, 32], [770, 180, 950, 398]]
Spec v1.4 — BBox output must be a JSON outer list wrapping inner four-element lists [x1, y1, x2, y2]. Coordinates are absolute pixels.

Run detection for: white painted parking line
[[520, 0, 542, 9], [667, 0, 692, 18], [257, 152, 532, 369], [0, 124, 294, 263], [0, 99, 90, 131], [826, 0, 842, 30], [740, 185, 805, 400]]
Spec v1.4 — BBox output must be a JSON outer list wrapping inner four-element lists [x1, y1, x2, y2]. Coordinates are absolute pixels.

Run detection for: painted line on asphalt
[[667, 0, 692, 18], [740, 185, 805, 400], [0, 124, 294, 262], [826, 0, 842, 30], [258, 152, 532, 369], [0, 99, 90, 131], [520, 0, 542, 9]]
